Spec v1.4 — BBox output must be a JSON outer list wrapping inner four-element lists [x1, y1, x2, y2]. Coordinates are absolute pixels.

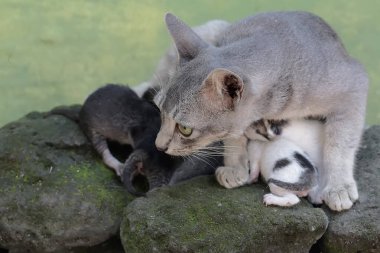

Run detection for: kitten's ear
[[202, 68, 244, 110], [165, 13, 208, 63]]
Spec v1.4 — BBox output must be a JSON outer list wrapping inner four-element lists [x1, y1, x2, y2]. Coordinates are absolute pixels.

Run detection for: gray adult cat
[[154, 11, 368, 211]]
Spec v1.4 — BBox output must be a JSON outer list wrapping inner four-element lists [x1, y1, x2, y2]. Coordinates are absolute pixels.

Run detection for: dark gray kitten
[[50, 84, 222, 196]]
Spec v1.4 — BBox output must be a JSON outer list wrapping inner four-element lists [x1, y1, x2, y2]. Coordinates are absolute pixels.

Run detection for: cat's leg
[[246, 140, 264, 184], [311, 109, 364, 211], [215, 135, 250, 189], [264, 183, 300, 207], [91, 132, 124, 176]]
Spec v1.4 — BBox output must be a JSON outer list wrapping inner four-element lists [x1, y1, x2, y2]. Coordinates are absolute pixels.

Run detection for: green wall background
[[1, 0, 379, 126]]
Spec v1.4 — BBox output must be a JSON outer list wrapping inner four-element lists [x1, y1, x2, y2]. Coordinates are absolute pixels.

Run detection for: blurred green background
[[1, 0, 379, 127]]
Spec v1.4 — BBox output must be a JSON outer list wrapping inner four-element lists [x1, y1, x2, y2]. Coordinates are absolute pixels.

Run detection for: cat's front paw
[[322, 181, 359, 211], [215, 166, 249, 189]]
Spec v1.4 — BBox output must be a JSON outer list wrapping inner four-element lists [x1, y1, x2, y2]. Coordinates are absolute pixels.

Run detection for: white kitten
[[247, 119, 324, 207]]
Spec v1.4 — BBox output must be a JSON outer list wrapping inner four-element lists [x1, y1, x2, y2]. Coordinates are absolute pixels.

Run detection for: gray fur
[[155, 11, 368, 211], [51, 84, 222, 195]]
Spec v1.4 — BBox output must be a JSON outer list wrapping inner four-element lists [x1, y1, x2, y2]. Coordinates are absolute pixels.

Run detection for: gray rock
[[66, 236, 125, 253], [0, 109, 131, 253], [320, 126, 380, 253], [3, 106, 379, 253], [120, 176, 328, 253]]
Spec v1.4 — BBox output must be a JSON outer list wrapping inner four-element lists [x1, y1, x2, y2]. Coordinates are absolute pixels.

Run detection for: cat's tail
[[45, 104, 82, 123], [122, 168, 146, 197]]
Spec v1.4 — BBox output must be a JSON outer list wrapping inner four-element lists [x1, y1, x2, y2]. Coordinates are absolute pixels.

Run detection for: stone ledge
[[0, 108, 379, 253]]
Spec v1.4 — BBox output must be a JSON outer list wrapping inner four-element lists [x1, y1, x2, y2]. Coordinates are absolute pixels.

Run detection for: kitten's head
[[154, 13, 246, 155]]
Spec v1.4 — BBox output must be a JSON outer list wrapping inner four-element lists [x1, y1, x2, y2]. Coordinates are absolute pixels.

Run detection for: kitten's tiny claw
[[322, 182, 358, 211]]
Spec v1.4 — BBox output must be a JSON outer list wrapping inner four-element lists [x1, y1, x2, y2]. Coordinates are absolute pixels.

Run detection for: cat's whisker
[[195, 152, 220, 161], [195, 149, 224, 156], [193, 153, 214, 168], [186, 154, 196, 165], [198, 146, 240, 156], [202, 147, 240, 153], [194, 146, 224, 154]]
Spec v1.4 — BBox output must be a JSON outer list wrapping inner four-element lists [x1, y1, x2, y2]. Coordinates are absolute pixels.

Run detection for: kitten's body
[[246, 119, 322, 207], [51, 84, 221, 195], [154, 12, 368, 211], [79, 84, 167, 178]]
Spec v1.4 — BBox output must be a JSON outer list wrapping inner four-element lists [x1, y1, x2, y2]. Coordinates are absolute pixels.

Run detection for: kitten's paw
[[215, 166, 249, 189], [322, 181, 359, 211], [263, 193, 300, 207]]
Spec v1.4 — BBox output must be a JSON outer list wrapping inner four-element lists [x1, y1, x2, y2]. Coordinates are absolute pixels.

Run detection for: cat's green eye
[[177, 124, 193, 137]]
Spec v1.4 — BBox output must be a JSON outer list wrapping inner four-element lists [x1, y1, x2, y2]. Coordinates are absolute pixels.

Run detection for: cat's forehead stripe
[[169, 106, 179, 119]]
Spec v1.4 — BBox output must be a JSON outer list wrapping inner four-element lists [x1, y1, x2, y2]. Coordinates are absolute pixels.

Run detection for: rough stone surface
[[2, 107, 380, 253], [320, 126, 380, 253], [120, 176, 329, 253], [67, 236, 125, 253], [0, 109, 131, 253]]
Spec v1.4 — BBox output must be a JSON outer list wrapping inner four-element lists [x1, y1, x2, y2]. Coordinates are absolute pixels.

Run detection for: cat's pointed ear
[[202, 68, 244, 110], [165, 13, 208, 63]]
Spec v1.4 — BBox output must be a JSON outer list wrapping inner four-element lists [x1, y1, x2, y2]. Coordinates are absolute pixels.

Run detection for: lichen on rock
[[0, 109, 131, 253], [120, 176, 329, 253], [1, 107, 380, 253]]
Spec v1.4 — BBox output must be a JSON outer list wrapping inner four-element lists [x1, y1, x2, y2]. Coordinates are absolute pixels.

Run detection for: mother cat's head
[[154, 14, 254, 155]]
